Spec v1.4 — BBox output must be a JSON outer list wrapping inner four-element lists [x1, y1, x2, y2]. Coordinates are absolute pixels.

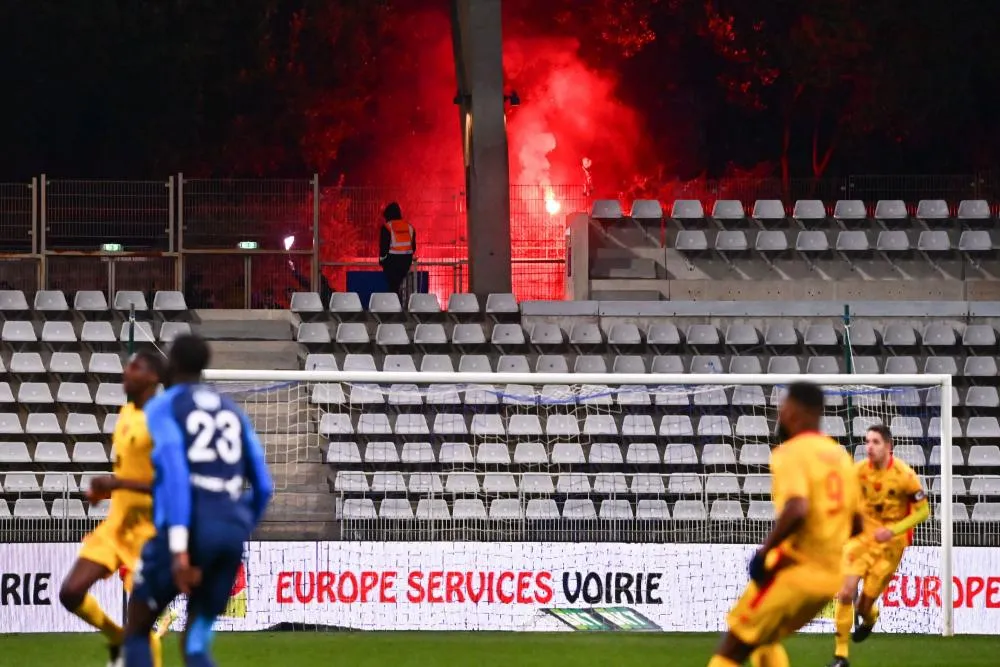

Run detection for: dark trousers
[[381, 254, 413, 295]]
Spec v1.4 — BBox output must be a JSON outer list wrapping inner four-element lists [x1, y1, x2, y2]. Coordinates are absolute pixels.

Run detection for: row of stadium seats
[[592, 198, 1000, 225], [0, 320, 190, 345], [0, 412, 117, 436], [1, 498, 107, 519], [313, 412, 1000, 442], [292, 292, 517, 319], [672, 229, 993, 253], [0, 441, 111, 464], [296, 320, 1000, 351], [338, 497, 1000, 523], [323, 440, 999, 468], [2, 352, 127, 375], [0, 382, 124, 407], [0, 290, 187, 317]]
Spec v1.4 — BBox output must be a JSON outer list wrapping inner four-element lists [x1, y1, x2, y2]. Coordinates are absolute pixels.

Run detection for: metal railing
[[0, 173, 991, 303]]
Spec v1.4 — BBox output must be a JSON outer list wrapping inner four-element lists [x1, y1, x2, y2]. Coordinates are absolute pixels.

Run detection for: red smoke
[[355, 6, 651, 301]]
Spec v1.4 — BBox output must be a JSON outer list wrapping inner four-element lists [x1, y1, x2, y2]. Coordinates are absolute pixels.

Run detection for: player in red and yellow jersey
[[59, 351, 166, 667], [708, 382, 862, 667], [828, 424, 929, 667]]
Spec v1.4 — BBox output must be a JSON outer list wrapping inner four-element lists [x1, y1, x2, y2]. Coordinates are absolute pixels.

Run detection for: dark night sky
[[1, 0, 999, 185]]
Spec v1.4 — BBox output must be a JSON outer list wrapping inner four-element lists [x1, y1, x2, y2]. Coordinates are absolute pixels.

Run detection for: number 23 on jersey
[[186, 409, 243, 465]]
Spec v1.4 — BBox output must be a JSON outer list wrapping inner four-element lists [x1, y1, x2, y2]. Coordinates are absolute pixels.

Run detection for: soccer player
[[59, 351, 167, 667], [123, 334, 273, 667], [828, 424, 929, 667], [708, 382, 862, 667]]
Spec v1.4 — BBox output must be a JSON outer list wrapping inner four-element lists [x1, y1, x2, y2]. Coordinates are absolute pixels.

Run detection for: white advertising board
[[4, 542, 998, 634]]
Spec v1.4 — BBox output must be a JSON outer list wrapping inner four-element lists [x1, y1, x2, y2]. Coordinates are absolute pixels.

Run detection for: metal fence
[[0, 173, 992, 304]]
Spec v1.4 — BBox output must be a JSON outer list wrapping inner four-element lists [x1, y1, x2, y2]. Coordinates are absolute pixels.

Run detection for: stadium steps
[[258, 492, 336, 539], [590, 248, 661, 280]]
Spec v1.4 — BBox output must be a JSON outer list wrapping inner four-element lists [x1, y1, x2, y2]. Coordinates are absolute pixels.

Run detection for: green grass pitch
[[4, 632, 1000, 666]]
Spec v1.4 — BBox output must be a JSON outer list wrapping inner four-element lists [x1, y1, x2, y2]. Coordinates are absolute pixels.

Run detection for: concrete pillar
[[564, 212, 590, 300], [451, 0, 512, 296]]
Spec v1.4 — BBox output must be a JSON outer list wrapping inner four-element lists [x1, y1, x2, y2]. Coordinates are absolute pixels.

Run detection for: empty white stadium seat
[[113, 291, 147, 312], [41, 322, 77, 344], [446, 293, 480, 317], [485, 293, 518, 317], [152, 291, 188, 314], [329, 292, 363, 316], [591, 200, 623, 219], [290, 292, 323, 314], [630, 199, 663, 220], [34, 290, 68, 313], [916, 200, 949, 220]]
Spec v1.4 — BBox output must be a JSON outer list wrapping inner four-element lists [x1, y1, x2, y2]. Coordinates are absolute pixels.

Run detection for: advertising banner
[[4, 542, 998, 634]]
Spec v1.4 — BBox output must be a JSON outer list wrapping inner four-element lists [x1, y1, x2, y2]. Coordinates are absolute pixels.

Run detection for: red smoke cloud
[[355, 6, 651, 300]]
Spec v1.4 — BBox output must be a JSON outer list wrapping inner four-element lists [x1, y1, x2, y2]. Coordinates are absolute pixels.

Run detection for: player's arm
[[147, 402, 192, 554], [240, 411, 274, 527], [877, 476, 929, 542], [749, 447, 808, 583], [86, 475, 152, 502]]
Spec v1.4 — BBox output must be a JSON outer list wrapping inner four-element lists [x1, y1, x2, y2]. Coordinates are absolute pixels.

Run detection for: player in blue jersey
[[123, 334, 273, 667]]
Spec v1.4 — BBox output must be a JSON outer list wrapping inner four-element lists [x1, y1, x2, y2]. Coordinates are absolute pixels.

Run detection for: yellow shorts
[[727, 565, 833, 646], [78, 519, 156, 592], [842, 536, 906, 599]]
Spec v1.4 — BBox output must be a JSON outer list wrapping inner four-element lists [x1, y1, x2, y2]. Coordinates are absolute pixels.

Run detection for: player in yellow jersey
[[828, 424, 929, 667], [708, 382, 862, 667], [59, 351, 167, 667]]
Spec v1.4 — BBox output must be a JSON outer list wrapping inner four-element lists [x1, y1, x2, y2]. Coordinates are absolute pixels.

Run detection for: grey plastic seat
[[820, 416, 846, 438], [972, 503, 1000, 522], [335, 322, 369, 345], [303, 353, 337, 372], [113, 291, 147, 313], [34, 290, 69, 314], [836, 231, 870, 252], [57, 382, 93, 405], [928, 418, 963, 440], [26, 413, 61, 435], [795, 231, 829, 252], [81, 321, 116, 344], [963, 325, 997, 349], [382, 354, 417, 373], [883, 324, 917, 348], [965, 356, 998, 378], [379, 499, 414, 520], [530, 323, 564, 348], [0, 382, 12, 404], [651, 355, 684, 374], [690, 355, 724, 374], [568, 322, 603, 347], [74, 290, 109, 315], [764, 321, 799, 350], [892, 444, 926, 467], [739, 444, 770, 466], [917, 231, 951, 252], [535, 355, 569, 373], [413, 323, 448, 348], [752, 199, 785, 222], [660, 415, 694, 438], [418, 354, 453, 373], [702, 443, 736, 465], [959, 230, 992, 252], [18, 382, 53, 405], [0, 290, 27, 316], [755, 230, 788, 252], [102, 413, 118, 434], [874, 200, 907, 222], [630, 199, 663, 220], [625, 443, 659, 464], [453, 323, 487, 347], [11, 352, 45, 374], [706, 472, 741, 495], [884, 356, 918, 375], [876, 231, 910, 252], [725, 324, 761, 349], [631, 474, 665, 494], [923, 323, 957, 349], [407, 293, 441, 317], [524, 498, 560, 520], [13, 499, 48, 518], [152, 291, 187, 315], [663, 443, 698, 465], [375, 323, 410, 347], [747, 501, 775, 521], [290, 292, 323, 314], [834, 200, 867, 221], [806, 356, 840, 374], [916, 200, 949, 221], [957, 199, 990, 221], [458, 354, 491, 373], [368, 292, 402, 316], [51, 498, 87, 519], [591, 200, 623, 219], [712, 199, 745, 220], [371, 471, 407, 493], [118, 321, 155, 344], [849, 356, 880, 374], [326, 441, 361, 463], [496, 355, 530, 374], [2, 320, 36, 343], [599, 500, 633, 521], [644, 323, 678, 348], [622, 415, 656, 437], [731, 385, 766, 407], [967, 387, 1000, 409], [491, 323, 526, 347], [675, 230, 707, 251], [592, 472, 628, 494], [792, 200, 826, 222], [329, 292, 363, 316], [729, 356, 763, 374], [0, 441, 29, 462], [71, 441, 108, 464], [673, 500, 708, 521], [574, 355, 607, 373], [804, 323, 838, 348], [686, 324, 721, 348], [968, 417, 1000, 440], [357, 412, 391, 435], [612, 355, 645, 373], [970, 477, 1000, 498], [766, 356, 801, 374], [342, 499, 377, 520], [446, 293, 480, 317], [41, 321, 77, 344], [488, 498, 522, 520], [88, 353, 124, 375], [95, 383, 126, 406], [42, 472, 78, 493], [890, 416, 925, 439], [969, 445, 1000, 466], [671, 199, 705, 220], [563, 499, 598, 520], [735, 416, 770, 438], [485, 293, 518, 317], [297, 323, 331, 345]]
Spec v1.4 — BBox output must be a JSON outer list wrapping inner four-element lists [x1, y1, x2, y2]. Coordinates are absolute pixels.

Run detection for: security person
[[378, 202, 415, 296]]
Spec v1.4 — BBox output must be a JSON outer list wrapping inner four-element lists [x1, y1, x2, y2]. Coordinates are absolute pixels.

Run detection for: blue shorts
[[133, 520, 246, 620]]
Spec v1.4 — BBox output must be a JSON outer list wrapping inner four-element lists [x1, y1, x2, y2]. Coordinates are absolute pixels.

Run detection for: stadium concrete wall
[[3, 543, 999, 634]]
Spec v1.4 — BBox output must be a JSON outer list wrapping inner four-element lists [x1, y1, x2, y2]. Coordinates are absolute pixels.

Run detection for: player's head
[[776, 381, 825, 441], [166, 334, 211, 386], [865, 423, 893, 466], [123, 350, 165, 403]]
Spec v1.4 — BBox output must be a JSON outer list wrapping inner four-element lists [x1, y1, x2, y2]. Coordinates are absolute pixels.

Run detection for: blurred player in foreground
[[707, 382, 862, 667], [124, 335, 273, 667], [828, 424, 929, 667], [59, 351, 168, 667]]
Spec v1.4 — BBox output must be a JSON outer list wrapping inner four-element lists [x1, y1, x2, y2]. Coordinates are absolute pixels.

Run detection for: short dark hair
[[866, 423, 893, 444], [168, 334, 211, 376], [132, 350, 166, 379], [786, 381, 825, 411]]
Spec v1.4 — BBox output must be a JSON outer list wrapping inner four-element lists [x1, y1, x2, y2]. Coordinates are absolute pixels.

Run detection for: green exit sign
[[101, 243, 124, 252], [237, 241, 259, 250]]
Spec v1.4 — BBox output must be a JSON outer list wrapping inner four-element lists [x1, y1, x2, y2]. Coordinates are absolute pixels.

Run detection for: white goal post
[[204, 370, 955, 636]]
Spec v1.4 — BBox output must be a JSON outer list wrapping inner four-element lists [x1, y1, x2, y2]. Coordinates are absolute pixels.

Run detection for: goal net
[[205, 370, 955, 636]]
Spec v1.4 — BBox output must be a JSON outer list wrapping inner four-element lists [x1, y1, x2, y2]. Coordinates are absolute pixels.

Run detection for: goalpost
[[204, 370, 955, 636]]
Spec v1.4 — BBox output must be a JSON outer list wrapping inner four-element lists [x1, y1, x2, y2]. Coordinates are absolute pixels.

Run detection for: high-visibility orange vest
[[385, 220, 414, 254]]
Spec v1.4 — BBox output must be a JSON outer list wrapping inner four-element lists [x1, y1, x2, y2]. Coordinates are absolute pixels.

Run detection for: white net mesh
[[202, 374, 958, 634]]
